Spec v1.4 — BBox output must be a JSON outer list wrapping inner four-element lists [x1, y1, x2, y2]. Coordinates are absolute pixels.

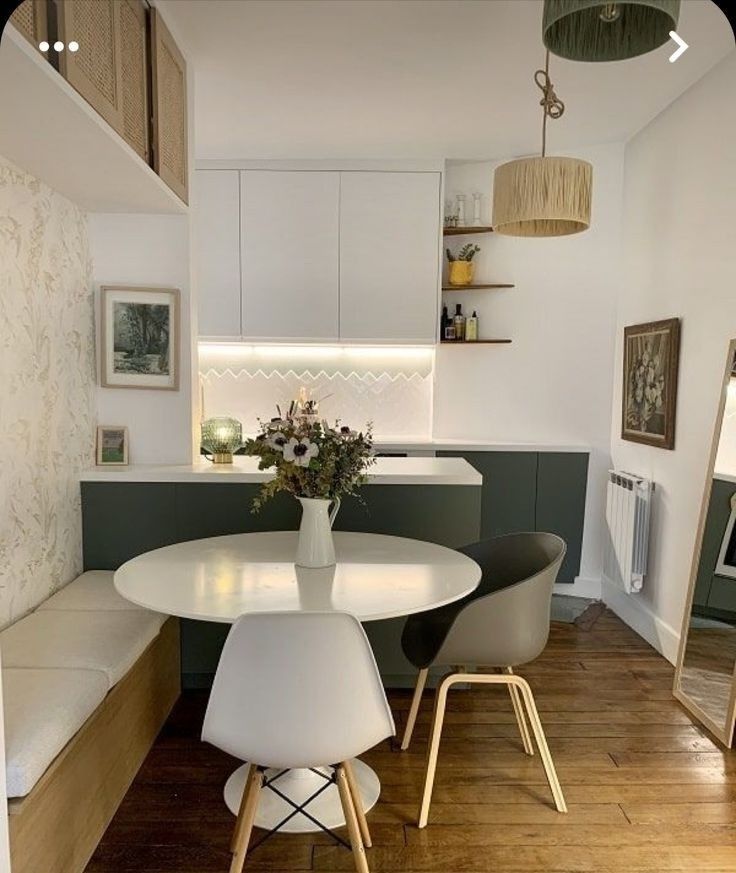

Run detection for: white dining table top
[[114, 531, 481, 623]]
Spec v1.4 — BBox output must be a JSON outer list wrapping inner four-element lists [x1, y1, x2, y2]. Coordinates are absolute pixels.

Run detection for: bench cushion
[[0, 611, 163, 689], [38, 570, 166, 628], [3, 668, 108, 798]]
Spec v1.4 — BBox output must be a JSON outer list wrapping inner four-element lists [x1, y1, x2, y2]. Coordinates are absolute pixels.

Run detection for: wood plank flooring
[[85, 609, 736, 873]]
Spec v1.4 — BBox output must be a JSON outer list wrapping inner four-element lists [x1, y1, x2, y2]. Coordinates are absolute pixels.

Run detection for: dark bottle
[[454, 303, 466, 341]]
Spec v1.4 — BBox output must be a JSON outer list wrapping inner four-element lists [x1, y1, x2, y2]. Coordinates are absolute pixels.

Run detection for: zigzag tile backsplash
[[198, 344, 434, 439]]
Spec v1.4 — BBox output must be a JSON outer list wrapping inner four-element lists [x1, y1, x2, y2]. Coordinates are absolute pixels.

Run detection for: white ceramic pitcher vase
[[295, 497, 341, 569]]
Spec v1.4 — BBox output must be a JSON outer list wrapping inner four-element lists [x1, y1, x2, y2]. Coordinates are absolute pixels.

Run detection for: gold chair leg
[[336, 764, 370, 873], [417, 671, 454, 828], [401, 667, 428, 751], [514, 676, 567, 813], [504, 667, 534, 756], [230, 765, 263, 873], [343, 759, 371, 848]]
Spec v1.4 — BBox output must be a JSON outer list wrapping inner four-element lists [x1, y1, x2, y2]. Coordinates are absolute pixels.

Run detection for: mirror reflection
[[677, 343, 736, 742]]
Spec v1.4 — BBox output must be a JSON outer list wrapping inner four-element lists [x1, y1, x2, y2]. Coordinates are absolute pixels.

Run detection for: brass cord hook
[[534, 50, 565, 157]]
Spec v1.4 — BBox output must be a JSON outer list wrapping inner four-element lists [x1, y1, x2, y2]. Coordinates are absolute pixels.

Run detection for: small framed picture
[[622, 318, 681, 450], [100, 285, 180, 390], [96, 426, 129, 466]]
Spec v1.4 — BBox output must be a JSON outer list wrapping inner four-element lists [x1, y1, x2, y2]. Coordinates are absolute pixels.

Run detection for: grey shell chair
[[400, 532, 567, 828]]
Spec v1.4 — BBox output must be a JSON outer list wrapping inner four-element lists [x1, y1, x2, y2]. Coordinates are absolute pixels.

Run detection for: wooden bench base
[[8, 617, 181, 873]]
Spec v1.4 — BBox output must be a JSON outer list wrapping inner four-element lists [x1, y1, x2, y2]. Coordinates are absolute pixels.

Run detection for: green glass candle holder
[[201, 417, 243, 464]]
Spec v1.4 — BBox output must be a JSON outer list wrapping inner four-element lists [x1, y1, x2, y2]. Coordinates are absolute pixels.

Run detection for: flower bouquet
[[244, 409, 374, 567]]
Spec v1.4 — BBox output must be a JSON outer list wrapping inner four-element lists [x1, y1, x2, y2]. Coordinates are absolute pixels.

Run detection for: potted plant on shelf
[[446, 243, 480, 286], [244, 408, 374, 568]]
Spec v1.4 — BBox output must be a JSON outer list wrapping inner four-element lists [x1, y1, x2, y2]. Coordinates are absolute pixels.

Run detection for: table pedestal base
[[224, 760, 380, 833]]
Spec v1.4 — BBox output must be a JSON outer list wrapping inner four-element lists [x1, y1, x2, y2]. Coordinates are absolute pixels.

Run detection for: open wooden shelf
[[441, 339, 512, 345], [443, 226, 493, 236], [442, 283, 514, 291], [0, 27, 186, 214]]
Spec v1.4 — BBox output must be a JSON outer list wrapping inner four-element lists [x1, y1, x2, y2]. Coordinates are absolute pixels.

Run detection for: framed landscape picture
[[96, 426, 129, 466], [622, 318, 681, 450], [100, 286, 180, 390]]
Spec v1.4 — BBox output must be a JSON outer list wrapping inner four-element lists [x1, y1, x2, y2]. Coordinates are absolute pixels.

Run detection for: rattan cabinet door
[[118, 0, 149, 162], [9, 0, 48, 47], [57, 0, 125, 136], [151, 8, 188, 204]]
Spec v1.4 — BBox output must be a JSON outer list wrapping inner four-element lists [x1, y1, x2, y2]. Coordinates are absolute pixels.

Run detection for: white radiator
[[604, 471, 654, 594]]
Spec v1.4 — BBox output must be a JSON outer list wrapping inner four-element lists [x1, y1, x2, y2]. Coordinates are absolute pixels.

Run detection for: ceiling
[[160, 0, 735, 161]]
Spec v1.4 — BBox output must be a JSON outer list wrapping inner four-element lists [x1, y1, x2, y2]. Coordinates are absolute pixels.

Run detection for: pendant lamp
[[492, 53, 592, 238], [543, 0, 680, 62]]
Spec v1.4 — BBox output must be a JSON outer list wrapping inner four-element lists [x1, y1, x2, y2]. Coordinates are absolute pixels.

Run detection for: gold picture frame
[[100, 285, 180, 390]]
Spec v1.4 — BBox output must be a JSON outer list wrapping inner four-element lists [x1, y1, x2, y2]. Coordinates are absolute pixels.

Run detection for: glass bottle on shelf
[[466, 310, 479, 341], [454, 303, 466, 341], [455, 194, 466, 228]]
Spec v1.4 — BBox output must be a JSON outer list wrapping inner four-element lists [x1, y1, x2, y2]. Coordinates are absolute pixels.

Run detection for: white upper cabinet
[[241, 171, 340, 341], [339, 172, 441, 343], [194, 170, 241, 338]]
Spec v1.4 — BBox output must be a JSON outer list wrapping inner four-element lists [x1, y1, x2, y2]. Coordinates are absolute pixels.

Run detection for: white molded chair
[[202, 611, 395, 873]]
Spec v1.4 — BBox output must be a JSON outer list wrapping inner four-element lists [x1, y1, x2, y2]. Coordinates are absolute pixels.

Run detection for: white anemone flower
[[267, 432, 288, 451], [283, 437, 319, 467]]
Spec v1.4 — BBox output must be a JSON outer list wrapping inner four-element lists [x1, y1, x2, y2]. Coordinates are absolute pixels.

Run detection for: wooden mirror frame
[[673, 339, 736, 747]]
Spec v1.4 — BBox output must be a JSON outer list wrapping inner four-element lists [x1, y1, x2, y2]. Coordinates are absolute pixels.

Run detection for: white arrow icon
[[669, 31, 689, 63]]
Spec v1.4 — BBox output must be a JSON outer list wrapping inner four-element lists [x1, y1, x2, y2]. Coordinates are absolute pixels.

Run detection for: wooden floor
[[85, 609, 736, 873]]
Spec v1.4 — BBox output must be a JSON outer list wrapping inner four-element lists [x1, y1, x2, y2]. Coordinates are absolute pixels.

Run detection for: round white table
[[115, 530, 480, 833]]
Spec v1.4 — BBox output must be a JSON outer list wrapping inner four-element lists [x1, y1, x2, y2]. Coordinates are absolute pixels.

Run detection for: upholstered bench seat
[[3, 667, 108, 798], [0, 610, 164, 689], [38, 570, 166, 628]]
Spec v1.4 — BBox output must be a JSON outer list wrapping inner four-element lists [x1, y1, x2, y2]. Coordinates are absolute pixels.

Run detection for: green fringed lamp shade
[[543, 0, 680, 62], [492, 156, 593, 237]]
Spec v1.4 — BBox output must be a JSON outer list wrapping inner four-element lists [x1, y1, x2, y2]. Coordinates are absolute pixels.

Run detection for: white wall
[[435, 143, 625, 592], [608, 51, 736, 662], [88, 214, 196, 464]]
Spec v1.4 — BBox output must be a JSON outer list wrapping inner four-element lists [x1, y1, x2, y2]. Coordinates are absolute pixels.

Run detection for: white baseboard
[[554, 576, 602, 600], [601, 577, 680, 664]]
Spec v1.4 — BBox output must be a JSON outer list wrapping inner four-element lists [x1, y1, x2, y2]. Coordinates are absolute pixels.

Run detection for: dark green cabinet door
[[81, 482, 178, 570], [439, 451, 537, 540], [535, 453, 589, 584]]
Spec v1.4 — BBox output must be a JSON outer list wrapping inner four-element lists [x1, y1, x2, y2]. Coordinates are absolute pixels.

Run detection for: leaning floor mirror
[[675, 340, 736, 746]]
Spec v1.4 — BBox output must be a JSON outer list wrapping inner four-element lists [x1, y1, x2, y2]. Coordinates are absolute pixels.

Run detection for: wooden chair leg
[[230, 765, 263, 873], [343, 759, 371, 848], [417, 671, 454, 829], [514, 677, 567, 813], [401, 667, 428, 751], [336, 764, 370, 873], [503, 667, 534, 756]]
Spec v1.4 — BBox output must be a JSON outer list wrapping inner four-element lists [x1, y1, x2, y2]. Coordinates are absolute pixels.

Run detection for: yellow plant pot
[[448, 261, 475, 286]]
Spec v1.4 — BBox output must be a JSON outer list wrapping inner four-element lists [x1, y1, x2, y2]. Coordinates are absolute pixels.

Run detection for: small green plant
[[446, 243, 480, 263]]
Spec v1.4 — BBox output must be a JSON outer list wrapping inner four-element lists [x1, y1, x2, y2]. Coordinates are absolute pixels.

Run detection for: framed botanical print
[[96, 426, 129, 466], [622, 318, 681, 450], [100, 286, 180, 390]]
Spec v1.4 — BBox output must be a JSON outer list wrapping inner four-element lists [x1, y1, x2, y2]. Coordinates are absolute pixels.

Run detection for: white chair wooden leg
[[343, 759, 371, 848], [514, 676, 567, 813], [336, 764, 370, 873], [230, 765, 263, 873], [417, 672, 456, 829], [401, 668, 428, 751], [504, 667, 534, 756]]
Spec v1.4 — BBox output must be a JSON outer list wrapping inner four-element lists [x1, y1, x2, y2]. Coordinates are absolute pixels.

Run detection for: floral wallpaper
[[0, 156, 95, 628]]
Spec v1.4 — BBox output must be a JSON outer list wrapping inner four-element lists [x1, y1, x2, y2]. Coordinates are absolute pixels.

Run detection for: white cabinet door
[[241, 171, 339, 340], [339, 172, 441, 342], [194, 170, 241, 338]]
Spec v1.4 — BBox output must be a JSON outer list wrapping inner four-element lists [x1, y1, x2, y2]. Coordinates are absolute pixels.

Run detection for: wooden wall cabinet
[[9, 0, 48, 48], [151, 8, 188, 204]]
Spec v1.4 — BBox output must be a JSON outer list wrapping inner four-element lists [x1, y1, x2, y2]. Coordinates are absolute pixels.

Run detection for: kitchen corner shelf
[[442, 283, 514, 291], [441, 339, 512, 345], [443, 226, 493, 236]]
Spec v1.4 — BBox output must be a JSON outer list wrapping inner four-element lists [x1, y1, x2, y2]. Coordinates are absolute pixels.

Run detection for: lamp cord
[[534, 50, 565, 157]]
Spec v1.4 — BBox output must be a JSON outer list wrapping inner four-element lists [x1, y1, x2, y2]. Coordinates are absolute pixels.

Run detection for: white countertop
[[372, 438, 590, 453], [714, 471, 736, 486], [81, 455, 482, 486]]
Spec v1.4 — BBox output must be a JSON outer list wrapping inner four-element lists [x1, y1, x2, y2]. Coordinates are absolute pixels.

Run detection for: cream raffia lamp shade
[[492, 156, 592, 237], [543, 0, 680, 62]]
